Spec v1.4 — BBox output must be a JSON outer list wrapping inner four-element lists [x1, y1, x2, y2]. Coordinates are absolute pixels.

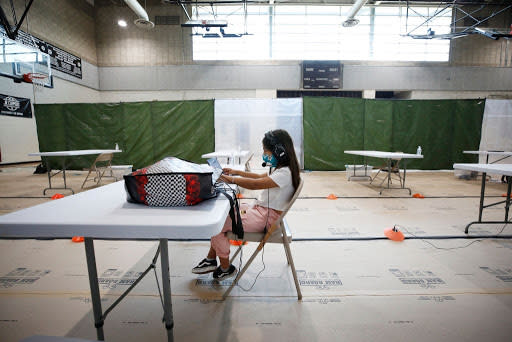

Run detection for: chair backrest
[[271, 177, 304, 231], [244, 153, 254, 171], [95, 153, 113, 163]]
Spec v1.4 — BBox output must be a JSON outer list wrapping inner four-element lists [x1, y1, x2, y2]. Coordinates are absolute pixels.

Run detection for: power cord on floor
[[235, 244, 266, 292], [396, 221, 509, 250]]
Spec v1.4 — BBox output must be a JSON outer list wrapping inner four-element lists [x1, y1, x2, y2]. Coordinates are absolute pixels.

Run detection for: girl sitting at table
[[191, 129, 301, 281]]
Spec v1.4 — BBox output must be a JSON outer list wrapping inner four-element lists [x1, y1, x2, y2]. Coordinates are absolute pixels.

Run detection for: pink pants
[[210, 203, 281, 259]]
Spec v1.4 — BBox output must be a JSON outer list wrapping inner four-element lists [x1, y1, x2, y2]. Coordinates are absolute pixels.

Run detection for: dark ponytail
[[262, 129, 301, 191]]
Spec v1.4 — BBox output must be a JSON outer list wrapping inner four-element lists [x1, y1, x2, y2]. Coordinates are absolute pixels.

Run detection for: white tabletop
[[453, 163, 512, 176], [0, 181, 230, 240], [29, 149, 123, 157], [202, 150, 250, 159], [344, 150, 424, 159], [463, 150, 512, 156]]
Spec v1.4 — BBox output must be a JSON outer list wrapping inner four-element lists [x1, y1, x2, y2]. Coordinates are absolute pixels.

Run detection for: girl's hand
[[223, 168, 235, 175], [219, 174, 234, 183]]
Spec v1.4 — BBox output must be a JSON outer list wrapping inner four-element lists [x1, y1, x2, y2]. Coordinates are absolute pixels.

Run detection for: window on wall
[[192, 5, 451, 61]]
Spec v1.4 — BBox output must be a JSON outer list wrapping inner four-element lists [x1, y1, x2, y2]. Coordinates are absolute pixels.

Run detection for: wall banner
[[0, 94, 32, 118], [0, 27, 82, 79]]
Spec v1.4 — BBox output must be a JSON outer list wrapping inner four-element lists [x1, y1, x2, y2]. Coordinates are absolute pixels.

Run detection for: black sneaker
[[191, 258, 218, 274], [213, 265, 237, 281]]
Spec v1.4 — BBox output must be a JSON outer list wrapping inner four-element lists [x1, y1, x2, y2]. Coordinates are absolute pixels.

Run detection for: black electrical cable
[[396, 222, 510, 250], [236, 166, 272, 291]]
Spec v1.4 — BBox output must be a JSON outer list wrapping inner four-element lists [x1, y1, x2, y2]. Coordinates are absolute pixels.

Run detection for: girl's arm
[[219, 174, 277, 190], [223, 168, 266, 179]]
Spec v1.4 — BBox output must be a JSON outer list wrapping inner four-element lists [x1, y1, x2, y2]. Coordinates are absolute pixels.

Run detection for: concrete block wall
[[11, 0, 97, 65], [94, 1, 189, 66], [450, 5, 512, 67]]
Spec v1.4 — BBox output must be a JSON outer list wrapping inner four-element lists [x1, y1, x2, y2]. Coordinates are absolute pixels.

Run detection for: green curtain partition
[[303, 97, 365, 170], [34, 100, 214, 170], [303, 97, 484, 170]]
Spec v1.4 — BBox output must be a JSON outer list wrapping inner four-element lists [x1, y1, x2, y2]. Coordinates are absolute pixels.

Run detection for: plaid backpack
[[124, 157, 216, 207]]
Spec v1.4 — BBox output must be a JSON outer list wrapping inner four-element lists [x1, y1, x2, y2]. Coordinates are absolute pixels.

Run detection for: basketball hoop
[[23, 72, 48, 92]]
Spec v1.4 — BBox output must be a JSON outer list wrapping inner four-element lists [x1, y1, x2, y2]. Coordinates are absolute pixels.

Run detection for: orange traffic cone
[[501, 193, 512, 198], [384, 226, 405, 242], [229, 240, 247, 246], [51, 193, 64, 200], [72, 236, 84, 243], [327, 194, 338, 200], [412, 193, 425, 199], [236, 193, 244, 199]]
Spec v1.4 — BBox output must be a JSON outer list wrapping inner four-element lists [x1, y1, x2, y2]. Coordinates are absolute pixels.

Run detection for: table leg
[[62, 159, 68, 190], [386, 158, 391, 188], [478, 172, 487, 222], [84, 238, 105, 341], [42, 158, 74, 195], [45, 158, 52, 191], [160, 239, 174, 342], [505, 176, 511, 222], [402, 160, 412, 195]]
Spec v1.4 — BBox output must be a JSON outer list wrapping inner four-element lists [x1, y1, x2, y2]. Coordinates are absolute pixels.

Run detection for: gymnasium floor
[[0, 163, 511, 341]]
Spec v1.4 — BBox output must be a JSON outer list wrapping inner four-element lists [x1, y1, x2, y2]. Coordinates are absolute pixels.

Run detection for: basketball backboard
[[0, 35, 52, 87]]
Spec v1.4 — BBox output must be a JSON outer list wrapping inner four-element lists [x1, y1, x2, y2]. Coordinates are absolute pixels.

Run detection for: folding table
[[463, 150, 512, 164], [201, 150, 250, 165], [0, 181, 231, 342], [29, 150, 122, 195], [453, 163, 512, 233], [344, 150, 424, 194]]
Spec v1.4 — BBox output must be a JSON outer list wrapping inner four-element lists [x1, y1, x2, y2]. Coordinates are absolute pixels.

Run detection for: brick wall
[[94, 1, 190, 66], [11, 0, 97, 64]]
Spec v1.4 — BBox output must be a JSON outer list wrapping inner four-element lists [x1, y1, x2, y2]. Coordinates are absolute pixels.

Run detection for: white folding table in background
[[201, 150, 250, 165], [344, 150, 424, 194], [0, 181, 231, 342], [29, 149, 122, 195], [463, 150, 512, 164], [453, 163, 512, 233]]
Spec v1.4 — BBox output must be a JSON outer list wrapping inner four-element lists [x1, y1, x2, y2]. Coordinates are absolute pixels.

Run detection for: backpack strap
[[217, 188, 244, 239]]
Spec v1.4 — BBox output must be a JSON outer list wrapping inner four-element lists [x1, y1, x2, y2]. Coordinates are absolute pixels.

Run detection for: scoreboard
[[302, 61, 342, 89]]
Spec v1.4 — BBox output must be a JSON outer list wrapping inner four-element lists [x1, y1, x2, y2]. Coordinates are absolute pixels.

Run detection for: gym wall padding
[[34, 100, 214, 170], [303, 97, 484, 170]]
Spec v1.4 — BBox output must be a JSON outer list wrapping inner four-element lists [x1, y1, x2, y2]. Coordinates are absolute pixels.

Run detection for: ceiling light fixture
[[118, 19, 127, 27], [123, 0, 155, 29], [342, 0, 369, 27]]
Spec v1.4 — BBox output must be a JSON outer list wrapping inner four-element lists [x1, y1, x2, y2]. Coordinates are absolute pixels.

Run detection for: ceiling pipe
[[123, 0, 155, 29], [342, 0, 369, 27]]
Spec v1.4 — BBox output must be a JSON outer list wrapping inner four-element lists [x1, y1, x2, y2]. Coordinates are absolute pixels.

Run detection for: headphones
[[265, 131, 288, 165]]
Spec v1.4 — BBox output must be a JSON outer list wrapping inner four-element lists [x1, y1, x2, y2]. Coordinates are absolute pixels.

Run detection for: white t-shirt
[[257, 167, 295, 211]]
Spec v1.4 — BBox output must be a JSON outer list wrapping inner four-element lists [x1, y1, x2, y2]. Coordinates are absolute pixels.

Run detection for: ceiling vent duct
[[123, 0, 155, 29], [342, 0, 369, 27], [181, 20, 228, 28]]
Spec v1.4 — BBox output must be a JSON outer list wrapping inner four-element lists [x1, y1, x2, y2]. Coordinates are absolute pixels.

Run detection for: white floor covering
[[0, 169, 511, 341]]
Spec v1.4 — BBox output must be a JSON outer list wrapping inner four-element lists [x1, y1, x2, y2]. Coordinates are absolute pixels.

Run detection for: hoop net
[[23, 73, 48, 92]]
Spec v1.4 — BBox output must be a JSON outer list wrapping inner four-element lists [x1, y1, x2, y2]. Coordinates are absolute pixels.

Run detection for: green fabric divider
[[363, 100, 393, 168], [34, 100, 214, 170], [393, 100, 455, 170], [33, 104, 68, 170], [151, 100, 214, 163], [123, 102, 154, 169], [303, 97, 365, 170], [303, 98, 485, 171], [452, 100, 485, 164]]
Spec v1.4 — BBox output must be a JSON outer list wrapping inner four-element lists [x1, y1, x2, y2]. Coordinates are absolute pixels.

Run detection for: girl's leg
[[210, 204, 281, 268]]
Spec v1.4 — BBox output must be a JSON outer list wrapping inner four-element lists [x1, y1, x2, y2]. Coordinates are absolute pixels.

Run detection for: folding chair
[[81, 153, 114, 189], [244, 152, 254, 172], [223, 178, 304, 300], [371, 156, 403, 188]]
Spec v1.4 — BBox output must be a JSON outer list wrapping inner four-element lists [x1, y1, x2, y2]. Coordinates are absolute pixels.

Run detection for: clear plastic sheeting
[[214, 99, 303, 168], [479, 99, 512, 164]]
